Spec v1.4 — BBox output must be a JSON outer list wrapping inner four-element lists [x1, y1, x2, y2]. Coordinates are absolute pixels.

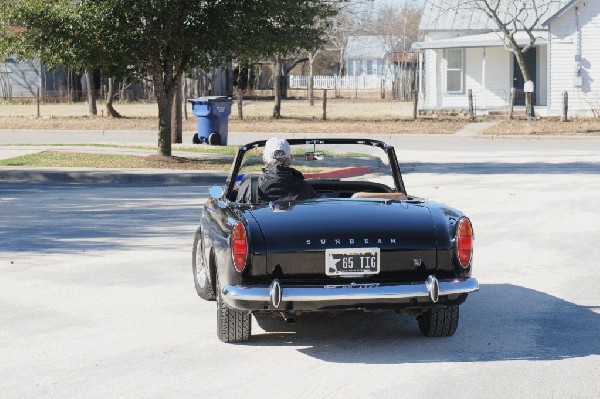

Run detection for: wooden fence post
[[561, 91, 568, 122], [36, 87, 41, 118], [237, 88, 243, 120], [412, 90, 418, 121], [322, 89, 327, 120], [468, 89, 475, 121], [508, 88, 516, 120]]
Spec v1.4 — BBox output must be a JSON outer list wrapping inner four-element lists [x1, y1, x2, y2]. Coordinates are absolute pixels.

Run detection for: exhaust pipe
[[425, 275, 439, 303], [270, 279, 282, 308], [280, 312, 295, 324]]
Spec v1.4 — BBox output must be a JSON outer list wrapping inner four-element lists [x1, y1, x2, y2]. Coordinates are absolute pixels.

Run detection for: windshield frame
[[224, 138, 406, 200]]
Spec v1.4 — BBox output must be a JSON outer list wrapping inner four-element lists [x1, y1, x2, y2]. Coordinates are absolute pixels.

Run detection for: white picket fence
[[289, 75, 395, 90]]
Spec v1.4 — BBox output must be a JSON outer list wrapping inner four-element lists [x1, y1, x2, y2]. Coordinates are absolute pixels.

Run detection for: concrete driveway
[[1, 137, 599, 398]]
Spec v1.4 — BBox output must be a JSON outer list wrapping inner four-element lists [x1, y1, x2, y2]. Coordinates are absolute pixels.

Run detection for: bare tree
[[433, 0, 561, 85], [478, 1, 559, 82], [318, 1, 372, 78]]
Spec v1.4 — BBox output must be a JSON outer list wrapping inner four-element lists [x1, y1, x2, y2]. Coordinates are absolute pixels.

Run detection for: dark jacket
[[236, 164, 317, 203]]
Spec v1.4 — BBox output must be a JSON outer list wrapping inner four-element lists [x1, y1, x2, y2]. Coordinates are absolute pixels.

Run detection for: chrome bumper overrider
[[222, 275, 479, 308]]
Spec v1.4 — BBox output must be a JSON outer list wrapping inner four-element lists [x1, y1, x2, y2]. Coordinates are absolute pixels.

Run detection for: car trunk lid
[[248, 200, 438, 281]]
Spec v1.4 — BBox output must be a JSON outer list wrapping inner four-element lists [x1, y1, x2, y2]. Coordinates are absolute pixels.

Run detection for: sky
[[373, 0, 426, 9], [351, 0, 426, 15]]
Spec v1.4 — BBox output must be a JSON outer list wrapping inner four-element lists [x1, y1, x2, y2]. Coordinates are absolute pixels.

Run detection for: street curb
[[0, 168, 229, 185]]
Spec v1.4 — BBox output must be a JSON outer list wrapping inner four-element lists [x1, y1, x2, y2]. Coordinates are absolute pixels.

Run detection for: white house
[[544, 0, 600, 117], [413, 0, 599, 116], [0, 57, 43, 98], [344, 35, 403, 78]]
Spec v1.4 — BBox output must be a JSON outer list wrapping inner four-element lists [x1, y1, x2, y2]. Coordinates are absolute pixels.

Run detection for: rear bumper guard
[[222, 275, 479, 309]]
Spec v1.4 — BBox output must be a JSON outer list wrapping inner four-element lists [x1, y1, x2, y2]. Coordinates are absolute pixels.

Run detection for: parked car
[[192, 138, 478, 342]]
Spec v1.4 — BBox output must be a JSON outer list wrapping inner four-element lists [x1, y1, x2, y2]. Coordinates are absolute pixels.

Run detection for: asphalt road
[[1, 137, 600, 398]]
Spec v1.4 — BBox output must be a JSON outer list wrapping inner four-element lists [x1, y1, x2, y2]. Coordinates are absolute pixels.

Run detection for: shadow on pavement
[[402, 162, 600, 174], [0, 183, 202, 253], [250, 284, 600, 364]]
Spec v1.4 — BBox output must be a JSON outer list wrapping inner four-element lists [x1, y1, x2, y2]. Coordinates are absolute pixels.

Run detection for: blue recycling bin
[[188, 96, 233, 145]]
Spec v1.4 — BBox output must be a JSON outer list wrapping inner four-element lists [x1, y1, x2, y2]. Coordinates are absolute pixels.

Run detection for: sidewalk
[[453, 121, 500, 137], [2, 128, 599, 184]]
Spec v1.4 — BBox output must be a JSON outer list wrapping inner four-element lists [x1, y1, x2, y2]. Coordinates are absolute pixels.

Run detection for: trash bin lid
[[200, 96, 232, 103], [188, 98, 208, 105], [189, 97, 232, 104]]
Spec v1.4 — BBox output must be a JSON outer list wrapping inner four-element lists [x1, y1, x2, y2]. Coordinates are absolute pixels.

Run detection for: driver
[[236, 138, 316, 203]]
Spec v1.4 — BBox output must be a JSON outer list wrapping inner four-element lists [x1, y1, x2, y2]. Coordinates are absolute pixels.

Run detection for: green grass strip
[[0, 151, 231, 170]]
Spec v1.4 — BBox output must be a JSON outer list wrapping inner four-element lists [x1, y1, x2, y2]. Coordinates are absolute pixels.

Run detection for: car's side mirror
[[209, 186, 224, 199]]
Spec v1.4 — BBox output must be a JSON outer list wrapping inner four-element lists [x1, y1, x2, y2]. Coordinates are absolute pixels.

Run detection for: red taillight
[[232, 221, 248, 272], [457, 217, 474, 268]]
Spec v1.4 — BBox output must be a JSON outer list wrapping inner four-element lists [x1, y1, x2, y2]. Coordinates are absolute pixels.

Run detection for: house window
[[367, 60, 373, 75], [445, 48, 464, 93], [357, 60, 365, 75], [349, 59, 364, 76]]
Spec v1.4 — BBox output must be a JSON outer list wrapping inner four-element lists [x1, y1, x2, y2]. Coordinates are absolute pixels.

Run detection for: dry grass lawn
[[2, 99, 599, 135], [482, 117, 600, 136], [0, 100, 466, 134], [0, 150, 231, 170]]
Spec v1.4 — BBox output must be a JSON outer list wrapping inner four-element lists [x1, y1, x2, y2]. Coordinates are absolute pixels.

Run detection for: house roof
[[413, 31, 547, 50], [542, 0, 582, 26], [343, 35, 404, 59], [420, 0, 570, 31]]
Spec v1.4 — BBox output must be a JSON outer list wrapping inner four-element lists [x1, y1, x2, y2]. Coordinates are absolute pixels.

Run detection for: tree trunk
[[183, 73, 188, 120], [513, 49, 535, 117], [247, 66, 252, 96], [154, 69, 179, 157], [308, 52, 315, 106], [237, 88, 243, 120], [85, 69, 97, 116], [120, 78, 127, 101], [280, 72, 288, 99], [273, 54, 282, 119], [514, 50, 531, 83], [157, 100, 172, 155], [236, 65, 244, 119], [106, 77, 121, 118], [171, 80, 183, 144]]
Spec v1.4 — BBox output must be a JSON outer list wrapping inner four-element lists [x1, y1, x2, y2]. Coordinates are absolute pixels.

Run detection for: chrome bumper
[[222, 275, 479, 309]]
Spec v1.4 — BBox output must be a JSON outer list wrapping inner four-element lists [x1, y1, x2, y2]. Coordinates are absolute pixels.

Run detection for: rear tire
[[417, 306, 459, 337], [216, 277, 251, 343], [192, 228, 215, 301]]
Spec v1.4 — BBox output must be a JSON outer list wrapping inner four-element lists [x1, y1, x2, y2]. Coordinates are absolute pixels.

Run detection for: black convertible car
[[192, 138, 478, 342]]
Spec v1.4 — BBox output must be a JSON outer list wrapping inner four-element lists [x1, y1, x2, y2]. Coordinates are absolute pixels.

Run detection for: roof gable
[[420, 0, 570, 31], [542, 0, 582, 26], [343, 35, 403, 59]]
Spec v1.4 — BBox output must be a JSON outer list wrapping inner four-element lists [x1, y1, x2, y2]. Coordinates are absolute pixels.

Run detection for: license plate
[[325, 248, 380, 276]]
